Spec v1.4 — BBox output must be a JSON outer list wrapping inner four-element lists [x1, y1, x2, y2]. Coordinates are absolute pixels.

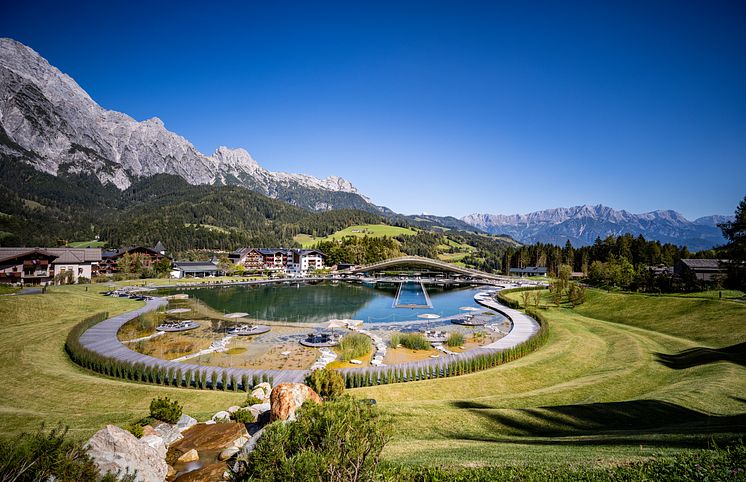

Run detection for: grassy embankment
[[1, 282, 744, 469], [352, 288, 746, 467], [0, 284, 243, 437]]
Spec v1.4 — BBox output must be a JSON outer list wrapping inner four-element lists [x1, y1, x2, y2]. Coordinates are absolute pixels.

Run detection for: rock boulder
[[86, 425, 168, 482], [269, 383, 322, 422]]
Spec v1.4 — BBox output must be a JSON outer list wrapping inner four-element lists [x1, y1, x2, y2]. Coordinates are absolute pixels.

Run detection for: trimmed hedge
[[343, 292, 551, 388], [64, 312, 274, 390], [497, 285, 545, 309]]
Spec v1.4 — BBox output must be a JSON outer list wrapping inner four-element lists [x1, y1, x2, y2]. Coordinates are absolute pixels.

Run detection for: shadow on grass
[[654, 342, 746, 369], [446, 399, 746, 446]]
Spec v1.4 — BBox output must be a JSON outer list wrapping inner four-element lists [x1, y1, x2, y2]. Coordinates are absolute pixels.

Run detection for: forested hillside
[[0, 160, 385, 251]]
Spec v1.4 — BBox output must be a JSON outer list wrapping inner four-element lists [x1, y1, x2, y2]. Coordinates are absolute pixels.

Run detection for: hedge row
[[64, 313, 273, 390], [496, 285, 546, 309], [342, 301, 550, 388]]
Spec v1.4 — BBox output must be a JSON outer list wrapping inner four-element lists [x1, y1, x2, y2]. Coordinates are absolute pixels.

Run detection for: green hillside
[[294, 224, 418, 247], [352, 288, 746, 466]]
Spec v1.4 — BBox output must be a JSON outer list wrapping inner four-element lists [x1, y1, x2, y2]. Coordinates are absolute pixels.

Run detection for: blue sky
[[2, 1, 745, 219]]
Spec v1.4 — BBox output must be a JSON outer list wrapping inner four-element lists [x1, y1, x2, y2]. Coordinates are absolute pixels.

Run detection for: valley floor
[[0, 283, 744, 469]]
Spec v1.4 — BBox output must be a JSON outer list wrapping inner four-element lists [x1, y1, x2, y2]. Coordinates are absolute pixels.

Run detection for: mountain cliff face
[[462, 205, 731, 251], [0, 38, 374, 212]]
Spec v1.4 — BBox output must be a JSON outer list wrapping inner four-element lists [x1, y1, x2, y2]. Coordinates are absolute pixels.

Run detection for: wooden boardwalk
[[78, 285, 542, 387]]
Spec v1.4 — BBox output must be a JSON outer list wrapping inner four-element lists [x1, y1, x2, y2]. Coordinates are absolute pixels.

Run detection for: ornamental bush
[[231, 396, 391, 482], [445, 332, 465, 347], [305, 368, 345, 399], [398, 332, 431, 350], [149, 397, 182, 424]]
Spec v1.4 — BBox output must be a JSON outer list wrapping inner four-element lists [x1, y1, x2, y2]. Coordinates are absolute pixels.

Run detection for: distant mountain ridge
[[462, 205, 731, 251], [0, 38, 379, 213]]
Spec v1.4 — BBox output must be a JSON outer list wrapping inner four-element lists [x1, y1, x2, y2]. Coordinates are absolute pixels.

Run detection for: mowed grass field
[[294, 224, 417, 247], [0, 285, 242, 437], [352, 288, 746, 467], [0, 284, 744, 468]]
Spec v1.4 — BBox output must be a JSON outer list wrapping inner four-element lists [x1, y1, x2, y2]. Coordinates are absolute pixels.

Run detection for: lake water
[[158, 281, 492, 324]]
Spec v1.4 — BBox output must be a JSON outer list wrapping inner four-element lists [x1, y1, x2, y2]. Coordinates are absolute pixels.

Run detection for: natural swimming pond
[[157, 281, 496, 324]]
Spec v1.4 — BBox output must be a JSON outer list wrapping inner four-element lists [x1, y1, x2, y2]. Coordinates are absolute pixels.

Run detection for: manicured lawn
[[66, 240, 107, 248], [294, 224, 417, 247], [0, 285, 20, 295], [1, 284, 744, 469], [351, 288, 746, 467], [573, 289, 746, 346], [0, 284, 247, 438]]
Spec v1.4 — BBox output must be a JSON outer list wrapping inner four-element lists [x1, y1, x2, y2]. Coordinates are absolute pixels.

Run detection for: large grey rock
[[175, 414, 197, 433], [227, 405, 241, 414], [250, 403, 270, 414], [153, 422, 184, 447], [139, 434, 166, 459], [212, 410, 231, 422], [86, 425, 168, 482], [239, 428, 265, 457], [219, 446, 240, 461]]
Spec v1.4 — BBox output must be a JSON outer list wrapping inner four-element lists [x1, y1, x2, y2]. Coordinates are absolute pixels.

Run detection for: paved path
[[77, 286, 544, 387], [79, 298, 307, 384]]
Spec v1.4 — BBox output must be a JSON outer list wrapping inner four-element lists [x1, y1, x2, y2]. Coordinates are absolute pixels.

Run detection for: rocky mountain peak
[[0, 38, 373, 212], [462, 205, 729, 250]]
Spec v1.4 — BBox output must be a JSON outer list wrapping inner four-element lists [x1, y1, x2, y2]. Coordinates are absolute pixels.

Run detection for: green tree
[[119, 252, 133, 274], [719, 196, 746, 290], [217, 256, 234, 275]]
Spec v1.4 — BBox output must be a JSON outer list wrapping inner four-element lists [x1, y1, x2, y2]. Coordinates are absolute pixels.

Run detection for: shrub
[[231, 396, 391, 482], [389, 332, 400, 348], [445, 332, 465, 347], [149, 397, 182, 424], [231, 409, 256, 424], [337, 333, 372, 361], [126, 423, 144, 438], [0, 424, 134, 482], [305, 368, 345, 399], [398, 332, 431, 350], [242, 395, 263, 407]]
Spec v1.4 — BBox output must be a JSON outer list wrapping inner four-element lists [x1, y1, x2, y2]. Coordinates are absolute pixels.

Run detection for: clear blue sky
[[2, 1, 745, 219]]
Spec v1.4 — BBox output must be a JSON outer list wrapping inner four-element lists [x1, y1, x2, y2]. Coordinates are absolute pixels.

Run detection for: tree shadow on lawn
[[446, 399, 746, 447], [654, 342, 746, 369]]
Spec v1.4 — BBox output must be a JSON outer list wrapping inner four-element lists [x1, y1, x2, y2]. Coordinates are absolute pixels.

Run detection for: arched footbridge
[[344, 255, 511, 282]]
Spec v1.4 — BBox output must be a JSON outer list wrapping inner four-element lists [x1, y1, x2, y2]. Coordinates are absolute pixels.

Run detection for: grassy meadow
[[0, 282, 744, 469], [294, 224, 417, 247]]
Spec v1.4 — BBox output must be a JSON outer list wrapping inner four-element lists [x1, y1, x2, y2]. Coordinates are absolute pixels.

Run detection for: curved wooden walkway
[[77, 285, 542, 387]]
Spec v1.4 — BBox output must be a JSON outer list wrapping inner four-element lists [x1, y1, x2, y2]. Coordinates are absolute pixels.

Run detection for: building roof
[[152, 241, 167, 253], [173, 261, 219, 272], [102, 246, 167, 259], [679, 259, 726, 270], [509, 266, 548, 274], [45, 248, 102, 263], [257, 248, 286, 255], [0, 248, 59, 265], [292, 249, 325, 256]]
